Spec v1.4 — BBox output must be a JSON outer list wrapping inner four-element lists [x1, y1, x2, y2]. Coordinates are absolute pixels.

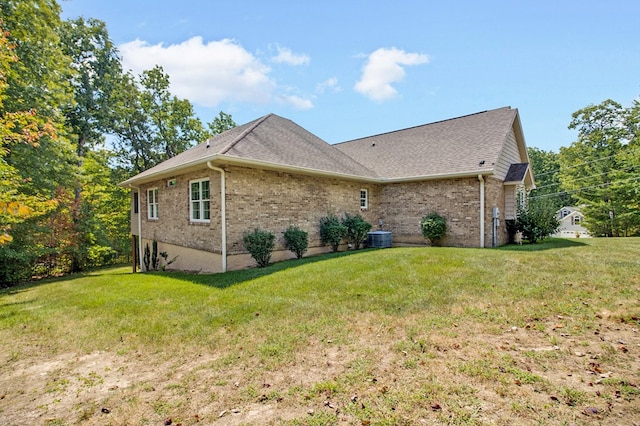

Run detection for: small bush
[[515, 202, 559, 244], [342, 213, 372, 249], [319, 214, 347, 252], [420, 212, 447, 245], [283, 226, 308, 259], [143, 243, 151, 271], [243, 228, 276, 267]]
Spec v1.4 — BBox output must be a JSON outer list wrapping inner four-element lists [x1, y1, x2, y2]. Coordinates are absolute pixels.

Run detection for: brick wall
[[223, 166, 379, 254], [378, 177, 482, 247], [137, 165, 509, 271], [484, 177, 509, 246], [139, 169, 222, 254]]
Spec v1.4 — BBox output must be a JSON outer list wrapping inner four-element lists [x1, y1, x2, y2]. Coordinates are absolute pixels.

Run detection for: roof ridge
[[219, 113, 274, 154], [335, 107, 513, 145]]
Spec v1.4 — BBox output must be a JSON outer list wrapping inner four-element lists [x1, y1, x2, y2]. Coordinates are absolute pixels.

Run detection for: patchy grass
[[0, 238, 639, 425]]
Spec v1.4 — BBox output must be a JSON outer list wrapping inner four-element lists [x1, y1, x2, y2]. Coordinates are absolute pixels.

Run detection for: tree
[[111, 66, 210, 174], [59, 17, 124, 271], [0, 19, 57, 244], [527, 147, 573, 210], [60, 17, 122, 157], [559, 99, 640, 237], [208, 111, 236, 135], [0, 1, 73, 257], [514, 199, 559, 244]]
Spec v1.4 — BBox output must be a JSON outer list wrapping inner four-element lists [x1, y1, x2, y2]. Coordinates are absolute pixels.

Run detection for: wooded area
[[0, 0, 234, 284], [528, 99, 640, 237], [1, 0, 638, 285]]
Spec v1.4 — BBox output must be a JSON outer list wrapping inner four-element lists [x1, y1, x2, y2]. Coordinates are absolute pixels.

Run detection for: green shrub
[[283, 226, 308, 259], [515, 202, 559, 243], [319, 214, 347, 252], [420, 212, 447, 245], [86, 245, 117, 268], [143, 243, 151, 271], [151, 240, 159, 270], [243, 228, 276, 267], [342, 213, 372, 249]]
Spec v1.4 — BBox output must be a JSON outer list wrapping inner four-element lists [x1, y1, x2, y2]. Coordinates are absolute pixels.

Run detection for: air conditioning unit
[[367, 231, 392, 248]]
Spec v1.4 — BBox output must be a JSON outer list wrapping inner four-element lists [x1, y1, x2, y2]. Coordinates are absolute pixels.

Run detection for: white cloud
[[316, 77, 341, 94], [354, 47, 429, 102], [119, 37, 275, 107], [271, 46, 310, 66], [278, 94, 314, 110]]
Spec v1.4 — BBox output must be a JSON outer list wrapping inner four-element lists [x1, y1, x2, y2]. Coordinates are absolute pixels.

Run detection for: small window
[[360, 189, 368, 209], [190, 178, 210, 222], [147, 188, 158, 219], [133, 192, 139, 214], [573, 216, 581, 225]]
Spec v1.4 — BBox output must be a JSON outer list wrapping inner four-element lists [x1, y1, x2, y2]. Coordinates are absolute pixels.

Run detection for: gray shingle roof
[[334, 107, 518, 179], [504, 163, 530, 183], [120, 114, 377, 186], [120, 107, 521, 187]]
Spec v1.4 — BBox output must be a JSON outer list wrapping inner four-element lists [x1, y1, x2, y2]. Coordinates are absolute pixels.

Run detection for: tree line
[[528, 98, 640, 237], [0, 0, 235, 284]]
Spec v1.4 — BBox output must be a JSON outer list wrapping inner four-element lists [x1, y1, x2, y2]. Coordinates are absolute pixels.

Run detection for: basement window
[[190, 178, 210, 222], [147, 188, 158, 219], [360, 189, 368, 209]]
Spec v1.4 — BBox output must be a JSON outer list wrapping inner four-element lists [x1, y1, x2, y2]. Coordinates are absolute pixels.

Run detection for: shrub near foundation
[[342, 213, 372, 250], [420, 212, 447, 246], [283, 226, 308, 259], [319, 214, 347, 252], [243, 228, 276, 267]]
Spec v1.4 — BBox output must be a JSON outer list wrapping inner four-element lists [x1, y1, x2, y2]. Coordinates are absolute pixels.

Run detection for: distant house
[[120, 107, 535, 273], [553, 206, 590, 238]]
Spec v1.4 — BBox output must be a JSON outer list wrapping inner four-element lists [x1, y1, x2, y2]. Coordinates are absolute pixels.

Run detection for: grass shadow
[[156, 249, 378, 289], [496, 237, 587, 252]]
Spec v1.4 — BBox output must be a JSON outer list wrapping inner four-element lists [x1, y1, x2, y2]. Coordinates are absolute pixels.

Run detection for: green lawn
[[1, 238, 639, 425]]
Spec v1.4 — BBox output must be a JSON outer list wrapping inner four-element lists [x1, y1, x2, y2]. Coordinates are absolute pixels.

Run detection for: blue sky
[[61, 0, 640, 152]]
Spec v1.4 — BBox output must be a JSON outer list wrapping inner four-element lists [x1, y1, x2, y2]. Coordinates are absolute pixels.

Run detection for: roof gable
[[120, 114, 377, 186], [334, 107, 519, 179], [216, 114, 377, 177]]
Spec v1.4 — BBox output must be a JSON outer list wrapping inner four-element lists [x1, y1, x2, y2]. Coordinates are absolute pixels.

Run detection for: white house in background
[[553, 206, 590, 238]]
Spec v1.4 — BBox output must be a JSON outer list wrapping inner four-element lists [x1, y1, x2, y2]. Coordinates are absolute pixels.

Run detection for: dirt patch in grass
[[1, 312, 638, 425]]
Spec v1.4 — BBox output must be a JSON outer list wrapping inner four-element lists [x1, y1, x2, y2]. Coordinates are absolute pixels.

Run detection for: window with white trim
[[360, 189, 368, 209], [147, 188, 158, 219], [190, 178, 210, 222]]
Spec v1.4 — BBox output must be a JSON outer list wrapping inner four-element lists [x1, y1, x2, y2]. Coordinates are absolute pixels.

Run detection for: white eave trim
[[119, 154, 496, 187]]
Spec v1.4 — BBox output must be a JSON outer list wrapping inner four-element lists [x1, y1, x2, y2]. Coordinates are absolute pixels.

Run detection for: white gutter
[[478, 175, 485, 248], [207, 162, 227, 272], [129, 185, 144, 271], [120, 153, 496, 188]]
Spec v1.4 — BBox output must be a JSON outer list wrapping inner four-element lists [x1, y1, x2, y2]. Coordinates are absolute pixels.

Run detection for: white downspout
[[207, 162, 227, 272], [129, 185, 144, 271], [478, 175, 485, 248]]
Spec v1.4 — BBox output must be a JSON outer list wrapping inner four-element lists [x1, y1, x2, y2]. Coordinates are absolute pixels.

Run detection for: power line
[[533, 166, 638, 191], [533, 146, 640, 178], [530, 174, 640, 199]]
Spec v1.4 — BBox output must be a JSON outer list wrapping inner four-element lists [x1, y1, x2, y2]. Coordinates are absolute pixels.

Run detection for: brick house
[[120, 107, 534, 273]]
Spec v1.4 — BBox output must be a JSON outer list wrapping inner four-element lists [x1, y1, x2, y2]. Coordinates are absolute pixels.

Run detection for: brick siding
[[137, 166, 511, 271]]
